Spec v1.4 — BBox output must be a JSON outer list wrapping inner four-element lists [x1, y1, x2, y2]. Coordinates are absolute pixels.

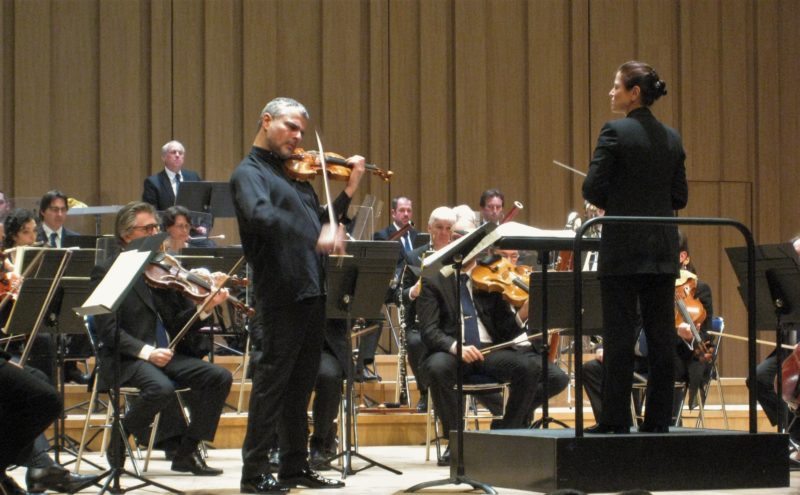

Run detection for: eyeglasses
[[129, 223, 160, 233], [47, 206, 68, 213], [172, 224, 191, 231]]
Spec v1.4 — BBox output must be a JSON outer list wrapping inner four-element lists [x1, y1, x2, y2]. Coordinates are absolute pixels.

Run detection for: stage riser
[[455, 429, 789, 493]]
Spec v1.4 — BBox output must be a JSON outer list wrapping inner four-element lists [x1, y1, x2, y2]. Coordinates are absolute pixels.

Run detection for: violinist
[[231, 97, 364, 493], [90, 201, 232, 476], [418, 221, 540, 466]]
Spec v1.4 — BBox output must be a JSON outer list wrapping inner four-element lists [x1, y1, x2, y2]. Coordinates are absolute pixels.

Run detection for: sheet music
[[77, 250, 151, 316]]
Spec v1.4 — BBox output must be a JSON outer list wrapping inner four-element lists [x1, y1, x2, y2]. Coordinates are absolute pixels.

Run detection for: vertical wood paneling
[[150, 0, 173, 174], [4, 0, 800, 378], [720, 0, 753, 183], [388, 0, 421, 219], [204, 0, 242, 181], [418, 0, 453, 220], [754, 0, 782, 245], [51, 0, 98, 205], [453, 0, 488, 204], [98, 0, 149, 205], [14, 0, 50, 196]]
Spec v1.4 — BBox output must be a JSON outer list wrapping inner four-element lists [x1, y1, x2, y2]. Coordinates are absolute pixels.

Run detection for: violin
[[143, 253, 255, 318], [285, 148, 393, 182], [674, 270, 712, 362], [471, 254, 531, 308]]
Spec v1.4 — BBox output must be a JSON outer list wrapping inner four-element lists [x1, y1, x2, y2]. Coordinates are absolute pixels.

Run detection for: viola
[[471, 254, 531, 309], [674, 270, 712, 362], [144, 253, 255, 318], [285, 148, 392, 182]]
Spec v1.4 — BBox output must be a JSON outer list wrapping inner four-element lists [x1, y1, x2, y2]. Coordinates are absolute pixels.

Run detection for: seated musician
[[161, 205, 192, 254], [583, 230, 713, 426], [747, 236, 800, 449], [90, 201, 232, 475], [418, 229, 540, 466]]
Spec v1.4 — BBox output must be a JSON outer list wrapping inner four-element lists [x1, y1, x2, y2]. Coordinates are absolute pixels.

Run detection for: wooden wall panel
[[51, 0, 98, 206], [13, 0, 50, 197], [388, 0, 421, 219], [3, 0, 800, 378], [203, 0, 242, 181], [172, 0, 205, 177]]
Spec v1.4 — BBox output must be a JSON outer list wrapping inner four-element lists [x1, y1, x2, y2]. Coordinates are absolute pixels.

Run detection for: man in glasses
[[36, 190, 79, 249], [90, 201, 233, 476]]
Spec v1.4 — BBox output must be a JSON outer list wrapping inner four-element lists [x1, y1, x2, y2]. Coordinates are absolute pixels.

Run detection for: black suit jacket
[[142, 169, 202, 211], [90, 256, 206, 390], [35, 225, 79, 247], [583, 107, 688, 277], [416, 269, 523, 354], [374, 223, 419, 246]]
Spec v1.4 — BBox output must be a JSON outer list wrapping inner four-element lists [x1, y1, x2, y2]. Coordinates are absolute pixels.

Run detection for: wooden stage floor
[[7, 445, 800, 495]]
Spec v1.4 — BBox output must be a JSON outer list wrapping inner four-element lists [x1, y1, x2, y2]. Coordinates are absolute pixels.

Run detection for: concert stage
[[454, 427, 789, 493]]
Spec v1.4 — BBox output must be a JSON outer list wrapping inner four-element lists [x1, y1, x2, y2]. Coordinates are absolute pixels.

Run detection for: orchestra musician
[[36, 190, 79, 248], [231, 97, 365, 493], [583, 231, 713, 424], [398, 206, 459, 413], [162, 205, 193, 254], [583, 60, 688, 434], [479, 189, 504, 225], [90, 201, 232, 476], [418, 222, 540, 466], [142, 140, 202, 211]]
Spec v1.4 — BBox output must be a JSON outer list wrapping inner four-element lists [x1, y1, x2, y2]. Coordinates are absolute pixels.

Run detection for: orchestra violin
[[286, 148, 393, 182]]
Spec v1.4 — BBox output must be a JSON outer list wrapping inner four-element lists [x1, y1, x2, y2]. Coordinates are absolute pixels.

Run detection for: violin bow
[[552, 159, 587, 177], [707, 330, 794, 351], [168, 255, 246, 349], [481, 328, 564, 355], [316, 131, 340, 256]]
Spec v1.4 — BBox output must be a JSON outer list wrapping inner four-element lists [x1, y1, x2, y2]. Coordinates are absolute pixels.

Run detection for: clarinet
[[394, 264, 411, 406]]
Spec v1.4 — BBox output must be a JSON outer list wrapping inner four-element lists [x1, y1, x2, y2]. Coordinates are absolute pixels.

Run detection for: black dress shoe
[[171, 450, 223, 476], [279, 468, 344, 489], [362, 368, 381, 382], [64, 363, 91, 385], [585, 423, 630, 434], [1, 474, 27, 495], [26, 465, 99, 493], [240, 474, 289, 494], [437, 446, 451, 467], [639, 423, 669, 433]]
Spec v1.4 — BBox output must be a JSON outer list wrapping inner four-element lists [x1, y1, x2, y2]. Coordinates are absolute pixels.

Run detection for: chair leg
[[425, 396, 432, 461], [716, 376, 729, 429], [75, 379, 99, 473], [237, 334, 251, 413], [143, 412, 161, 472]]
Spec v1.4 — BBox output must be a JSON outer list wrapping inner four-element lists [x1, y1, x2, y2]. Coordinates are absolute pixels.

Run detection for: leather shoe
[[64, 363, 91, 385], [437, 446, 451, 467], [639, 423, 669, 433], [240, 473, 289, 494], [171, 450, 223, 476], [26, 465, 99, 493], [279, 468, 344, 489], [1, 474, 27, 495], [585, 423, 630, 434]]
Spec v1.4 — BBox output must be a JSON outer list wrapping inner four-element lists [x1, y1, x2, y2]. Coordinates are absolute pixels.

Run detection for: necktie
[[402, 234, 411, 252], [49, 232, 58, 247], [155, 318, 170, 348], [459, 274, 481, 347], [174, 172, 182, 200]]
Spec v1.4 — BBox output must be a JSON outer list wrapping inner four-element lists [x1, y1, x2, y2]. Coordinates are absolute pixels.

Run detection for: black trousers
[[117, 354, 231, 446], [310, 347, 344, 451], [599, 274, 676, 428], [0, 362, 61, 470], [406, 328, 429, 393], [242, 296, 326, 479], [749, 353, 800, 439], [424, 347, 539, 434]]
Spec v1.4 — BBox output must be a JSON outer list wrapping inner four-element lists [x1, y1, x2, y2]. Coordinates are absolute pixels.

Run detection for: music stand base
[[530, 416, 570, 429], [93, 467, 184, 495], [326, 449, 402, 478], [404, 475, 497, 494]]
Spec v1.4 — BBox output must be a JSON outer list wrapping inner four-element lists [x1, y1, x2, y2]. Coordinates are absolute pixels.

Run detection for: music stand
[[324, 241, 402, 478], [727, 243, 800, 431], [35, 249, 97, 278], [407, 223, 497, 494], [75, 233, 181, 495], [64, 235, 101, 249], [528, 271, 603, 428]]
